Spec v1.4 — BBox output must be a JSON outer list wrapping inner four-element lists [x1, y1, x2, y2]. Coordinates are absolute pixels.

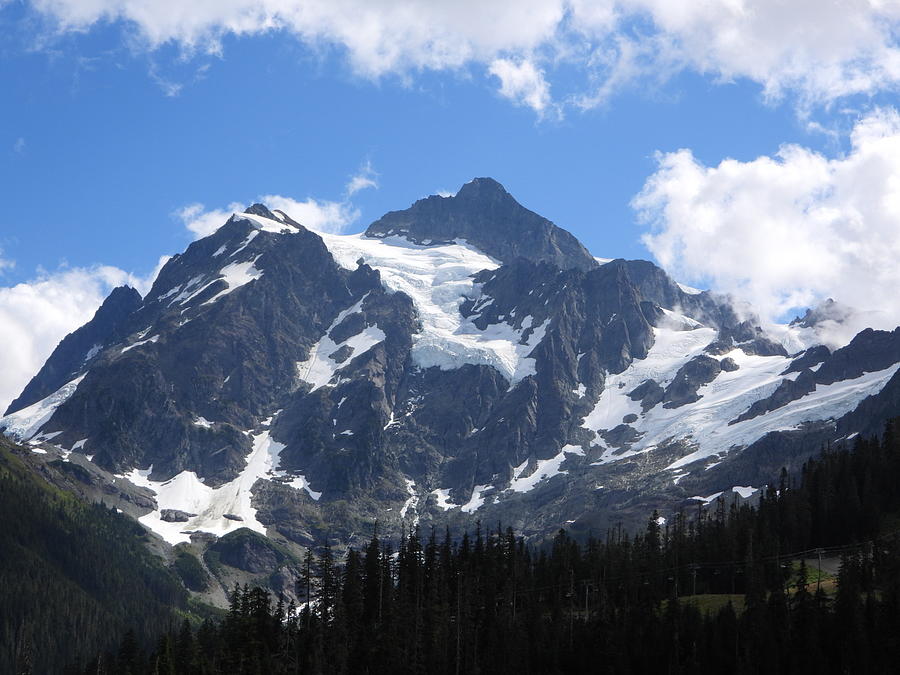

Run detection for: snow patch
[[677, 282, 703, 295], [83, 343, 102, 362], [432, 488, 454, 511], [399, 479, 419, 522], [508, 445, 585, 494], [296, 295, 386, 391], [235, 211, 299, 234], [124, 428, 320, 545], [461, 484, 492, 513], [0, 375, 86, 441], [121, 335, 159, 353], [201, 257, 263, 306], [690, 491, 724, 504]]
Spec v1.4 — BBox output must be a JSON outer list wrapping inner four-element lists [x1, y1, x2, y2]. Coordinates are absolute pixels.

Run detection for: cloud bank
[[24, 0, 900, 113], [634, 108, 900, 345]]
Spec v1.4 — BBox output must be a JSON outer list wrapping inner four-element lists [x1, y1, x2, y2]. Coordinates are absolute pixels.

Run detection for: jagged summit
[[243, 202, 280, 220], [365, 177, 597, 271]]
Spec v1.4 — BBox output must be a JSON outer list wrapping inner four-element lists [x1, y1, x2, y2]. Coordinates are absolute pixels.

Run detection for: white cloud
[[12, 137, 26, 154], [633, 107, 900, 344], [176, 202, 244, 238], [0, 264, 154, 413], [0, 250, 14, 275], [345, 160, 378, 196], [489, 58, 553, 114], [177, 193, 360, 240], [23, 1, 900, 111], [262, 194, 359, 233]]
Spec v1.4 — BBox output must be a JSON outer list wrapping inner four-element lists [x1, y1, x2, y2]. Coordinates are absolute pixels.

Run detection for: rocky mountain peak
[[454, 176, 511, 201], [243, 203, 281, 221], [365, 177, 597, 271]]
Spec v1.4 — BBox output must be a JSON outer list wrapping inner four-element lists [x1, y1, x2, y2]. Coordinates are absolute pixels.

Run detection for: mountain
[[4, 178, 900, 553]]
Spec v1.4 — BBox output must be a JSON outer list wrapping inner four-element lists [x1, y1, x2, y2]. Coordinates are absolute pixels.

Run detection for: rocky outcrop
[[628, 379, 665, 412], [663, 355, 722, 408], [782, 345, 831, 375]]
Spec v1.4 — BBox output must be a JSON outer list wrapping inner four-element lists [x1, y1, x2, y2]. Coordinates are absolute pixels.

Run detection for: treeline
[[0, 441, 189, 674], [78, 423, 900, 674]]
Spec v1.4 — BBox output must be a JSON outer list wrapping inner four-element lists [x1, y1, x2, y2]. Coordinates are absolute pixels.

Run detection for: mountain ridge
[[3, 177, 900, 551]]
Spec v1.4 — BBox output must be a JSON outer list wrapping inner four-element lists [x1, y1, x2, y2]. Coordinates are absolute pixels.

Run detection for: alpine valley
[[4, 177, 900, 610]]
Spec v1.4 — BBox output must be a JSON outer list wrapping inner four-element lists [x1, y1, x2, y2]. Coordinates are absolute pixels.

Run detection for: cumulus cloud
[[489, 58, 554, 115], [23, 0, 900, 111], [633, 107, 900, 345], [262, 195, 360, 233], [0, 263, 160, 412]]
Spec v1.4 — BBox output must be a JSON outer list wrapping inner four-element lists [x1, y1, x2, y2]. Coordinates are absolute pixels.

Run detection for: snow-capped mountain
[[4, 177, 900, 548]]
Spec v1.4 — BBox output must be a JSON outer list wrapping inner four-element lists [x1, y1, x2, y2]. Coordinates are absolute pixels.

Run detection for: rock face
[[366, 178, 597, 271], [662, 356, 722, 408], [5, 178, 900, 549]]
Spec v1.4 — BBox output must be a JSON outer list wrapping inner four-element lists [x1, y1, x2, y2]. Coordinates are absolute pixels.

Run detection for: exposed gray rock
[[782, 345, 831, 375], [720, 357, 739, 372], [628, 379, 665, 412], [705, 321, 788, 357], [663, 355, 722, 408], [208, 528, 285, 574], [161, 509, 197, 523], [731, 369, 817, 424]]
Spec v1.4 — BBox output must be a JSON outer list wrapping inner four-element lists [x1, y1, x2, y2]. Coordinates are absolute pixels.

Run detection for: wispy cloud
[[12, 137, 25, 154], [0, 249, 15, 275], [345, 160, 379, 197]]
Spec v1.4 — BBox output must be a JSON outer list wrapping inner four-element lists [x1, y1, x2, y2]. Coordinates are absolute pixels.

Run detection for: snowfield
[[317, 232, 546, 385], [577, 315, 900, 470]]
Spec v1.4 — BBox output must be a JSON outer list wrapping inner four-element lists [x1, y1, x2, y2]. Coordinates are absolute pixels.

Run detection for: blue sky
[[2, 2, 825, 281], [2, 0, 900, 409]]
